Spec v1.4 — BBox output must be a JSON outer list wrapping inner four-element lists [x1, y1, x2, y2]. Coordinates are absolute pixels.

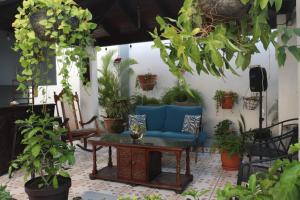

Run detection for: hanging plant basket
[[222, 94, 234, 109], [197, 0, 249, 19], [243, 95, 260, 110], [30, 9, 79, 42], [137, 74, 157, 91]]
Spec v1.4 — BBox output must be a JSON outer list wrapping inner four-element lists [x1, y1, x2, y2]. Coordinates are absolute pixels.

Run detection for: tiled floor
[[0, 147, 237, 200]]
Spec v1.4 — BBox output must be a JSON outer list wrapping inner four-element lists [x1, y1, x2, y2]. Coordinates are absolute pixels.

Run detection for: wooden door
[[117, 147, 132, 180], [131, 148, 147, 182]]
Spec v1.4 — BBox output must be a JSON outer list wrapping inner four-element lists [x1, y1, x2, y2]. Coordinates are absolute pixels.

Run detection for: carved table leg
[[92, 145, 97, 176], [108, 146, 113, 167], [186, 147, 191, 176], [176, 151, 182, 187]]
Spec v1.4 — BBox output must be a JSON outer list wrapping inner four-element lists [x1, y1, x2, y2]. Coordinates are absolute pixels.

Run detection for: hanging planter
[[243, 95, 260, 110], [213, 90, 239, 112], [137, 74, 157, 91], [197, 0, 249, 19]]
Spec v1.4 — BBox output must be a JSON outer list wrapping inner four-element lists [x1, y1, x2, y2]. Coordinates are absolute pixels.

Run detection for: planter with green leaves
[[213, 90, 239, 111], [217, 142, 300, 200], [98, 51, 137, 133], [9, 114, 75, 200], [129, 123, 146, 140], [137, 73, 157, 91], [13, 0, 97, 97], [151, 0, 300, 87], [161, 85, 203, 106], [213, 120, 242, 170], [131, 95, 161, 106]]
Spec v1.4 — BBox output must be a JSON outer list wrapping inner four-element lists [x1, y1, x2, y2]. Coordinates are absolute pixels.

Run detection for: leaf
[[277, 47, 286, 66], [288, 46, 300, 61], [275, 0, 283, 12], [31, 144, 41, 158], [294, 28, 300, 37], [248, 175, 257, 192], [211, 49, 224, 67], [259, 0, 269, 9], [240, 0, 250, 5], [52, 175, 58, 188]]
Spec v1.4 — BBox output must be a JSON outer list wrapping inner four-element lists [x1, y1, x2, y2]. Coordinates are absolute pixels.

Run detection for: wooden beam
[[95, 31, 153, 46], [117, 0, 141, 29]]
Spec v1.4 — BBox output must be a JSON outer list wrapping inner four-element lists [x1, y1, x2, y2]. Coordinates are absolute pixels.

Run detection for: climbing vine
[[151, 0, 300, 85]]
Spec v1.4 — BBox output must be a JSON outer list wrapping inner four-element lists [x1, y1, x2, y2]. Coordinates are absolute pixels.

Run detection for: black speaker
[[249, 66, 268, 92]]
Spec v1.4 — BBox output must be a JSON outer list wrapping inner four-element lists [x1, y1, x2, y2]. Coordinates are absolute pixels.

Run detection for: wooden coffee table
[[88, 134, 193, 193]]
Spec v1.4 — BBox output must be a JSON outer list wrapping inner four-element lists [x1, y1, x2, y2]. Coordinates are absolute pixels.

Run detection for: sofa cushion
[[163, 105, 202, 132], [182, 115, 201, 134], [136, 106, 166, 131]]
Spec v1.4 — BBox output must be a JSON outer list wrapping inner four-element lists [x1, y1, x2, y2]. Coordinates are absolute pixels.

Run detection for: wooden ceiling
[[0, 0, 296, 46]]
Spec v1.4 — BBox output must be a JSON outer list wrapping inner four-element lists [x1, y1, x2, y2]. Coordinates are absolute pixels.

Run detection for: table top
[[88, 134, 193, 150]]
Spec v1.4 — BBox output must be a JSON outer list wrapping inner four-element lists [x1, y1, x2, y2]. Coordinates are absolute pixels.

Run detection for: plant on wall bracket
[[13, 0, 98, 97], [150, 0, 300, 86]]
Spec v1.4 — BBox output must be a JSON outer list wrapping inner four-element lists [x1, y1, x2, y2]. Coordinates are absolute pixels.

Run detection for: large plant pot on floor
[[25, 176, 71, 200], [104, 118, 124, 133], [220, 151, 240, 171]]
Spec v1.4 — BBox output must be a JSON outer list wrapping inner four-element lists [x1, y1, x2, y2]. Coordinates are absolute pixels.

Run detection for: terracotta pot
[[220, 151, 240, 171], [137, 74, 157, 91], [103, 118, 124, 133], [221, 94, 234, 109], [25, 176, 71, 200]]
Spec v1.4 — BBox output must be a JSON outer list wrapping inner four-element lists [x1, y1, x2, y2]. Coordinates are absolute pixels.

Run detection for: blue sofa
[[121, 105, 207, 150]]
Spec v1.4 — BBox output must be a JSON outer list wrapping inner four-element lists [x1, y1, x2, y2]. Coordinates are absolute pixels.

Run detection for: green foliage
[[13, 0, 97, 97], [213, 90, 239, 111], [217, 157, 300, 200], [182, 189, 209, 200], [213, 120, 243, 156], [0, 185, 12, 200], [131, 95, 161, 106], [161, 85, 203, 105], [9, 114, 75, 189], [98, 51, 137, 118], [151, 0, 300, 86]]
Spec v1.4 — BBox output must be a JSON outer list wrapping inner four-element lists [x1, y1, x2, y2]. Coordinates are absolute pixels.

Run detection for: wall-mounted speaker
[[249, 66, 268, 92]]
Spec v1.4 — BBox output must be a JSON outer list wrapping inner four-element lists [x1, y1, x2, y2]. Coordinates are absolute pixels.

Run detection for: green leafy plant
[[9, 114, 75, 189], [182, 189, 209, 200], [213, 120, 242, 156], [0, 185, 12, 200], [213, 90, 239, 111], [98, 51, 137, 118], [217, 142, 300, 200], [161, 85, 203, 105], [131, 95, 161, 106], [13, 0, 97, 97], [150, 0, 300, 86]]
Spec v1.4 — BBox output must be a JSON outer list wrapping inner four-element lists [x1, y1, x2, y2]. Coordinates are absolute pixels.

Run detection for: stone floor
[[0, 147, 237, 200]]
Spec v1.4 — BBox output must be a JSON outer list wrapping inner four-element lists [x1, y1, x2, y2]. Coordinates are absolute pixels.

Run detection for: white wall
[[128, 41, 279, 136]]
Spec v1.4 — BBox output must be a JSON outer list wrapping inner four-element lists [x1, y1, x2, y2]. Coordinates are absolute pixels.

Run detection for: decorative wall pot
[[221, 94, 234, 109], [137, 74, 157, 91], [197, 0, 249, 19], [103, 118, 124, 133], [220, 151, 240, 171], [25, 176, 71, 200]]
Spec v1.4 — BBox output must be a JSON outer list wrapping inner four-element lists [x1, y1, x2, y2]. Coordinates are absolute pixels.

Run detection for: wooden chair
[[54, 90, 102, 152]]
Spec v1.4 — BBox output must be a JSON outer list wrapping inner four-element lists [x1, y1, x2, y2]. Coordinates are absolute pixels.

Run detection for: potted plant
[[9, 114, 75, 200], [103, 98, 131, 133], [129, 123, 146, 140], [213, 120, 242, 170], [131, 94, 161, 106], [0, 185, 13, 200], [213, 90, 239, 111], [161, 85, 203, 106], [137, 73, 157, 91], [98, 51, 137, 133]]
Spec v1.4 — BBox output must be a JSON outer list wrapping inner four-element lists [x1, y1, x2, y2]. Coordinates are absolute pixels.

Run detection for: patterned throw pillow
[[128, 114, 146, 129], [181, 115, 201, 134]]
